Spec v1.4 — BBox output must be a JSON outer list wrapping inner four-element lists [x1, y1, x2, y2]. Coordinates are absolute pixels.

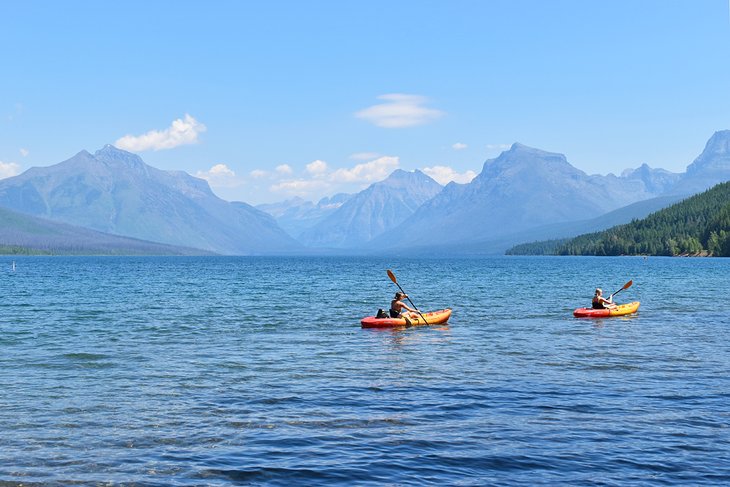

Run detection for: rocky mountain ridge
[[0, 145, 300, 254]]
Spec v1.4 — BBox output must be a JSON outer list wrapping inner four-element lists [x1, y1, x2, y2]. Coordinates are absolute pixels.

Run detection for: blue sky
[[1, 0, 729, 204]]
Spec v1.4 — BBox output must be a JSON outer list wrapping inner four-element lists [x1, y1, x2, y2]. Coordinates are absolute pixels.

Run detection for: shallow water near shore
[[1, 255, 729, 485]]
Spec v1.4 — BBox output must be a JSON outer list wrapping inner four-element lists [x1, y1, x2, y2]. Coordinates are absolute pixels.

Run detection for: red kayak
[[361, 308, 452, 328], [573, 301, 640, 318]]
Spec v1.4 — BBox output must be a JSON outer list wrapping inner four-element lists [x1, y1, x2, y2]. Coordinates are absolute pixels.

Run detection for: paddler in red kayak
[[390, 292, 419, 319], [592, 288, 618, 310]]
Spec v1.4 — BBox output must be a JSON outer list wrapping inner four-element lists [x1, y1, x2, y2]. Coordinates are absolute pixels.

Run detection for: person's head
[[395, 292, 404, 300], [595, 288, 603, 296]]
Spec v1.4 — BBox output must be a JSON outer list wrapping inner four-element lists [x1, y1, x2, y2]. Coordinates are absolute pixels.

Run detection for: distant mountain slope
[[298, 169, 443, 248], [368, 143, 666, 251], [670, 130, 730, 195], [0, 205, 207, 255], [0, 145, 300, 255], [512, 181, 730, 256], [406, 193, 685, 256], [621, 163, 681, 194], [256, 193, 352, 238]]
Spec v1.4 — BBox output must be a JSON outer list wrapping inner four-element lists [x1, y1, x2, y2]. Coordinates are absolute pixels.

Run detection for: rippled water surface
[[1, 255, 729, 485]]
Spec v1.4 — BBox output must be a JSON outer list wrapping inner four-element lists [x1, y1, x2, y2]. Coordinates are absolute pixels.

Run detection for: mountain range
[[0, 145, 300, 255], [1, 131, 729, 256], [507, 180, 730, 256], [256, 193, 352, 239], [366, 143, 671, 251], [259, 130, 730, 254], [296, 169, 443, 248]]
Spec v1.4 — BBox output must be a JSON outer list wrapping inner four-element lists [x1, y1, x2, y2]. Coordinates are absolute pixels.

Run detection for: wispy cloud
[[452, 142, 467, 150], [115, 114, 207, 152], [422, 165, 477, 185], [19, 148, 29, 157], [0, 160, 21, 180], [355, 94, 444, 128]]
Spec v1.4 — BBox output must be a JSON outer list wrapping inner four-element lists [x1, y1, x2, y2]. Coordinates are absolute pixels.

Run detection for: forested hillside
[[507, 181, 730, 256], [0, 206, 210, 256]]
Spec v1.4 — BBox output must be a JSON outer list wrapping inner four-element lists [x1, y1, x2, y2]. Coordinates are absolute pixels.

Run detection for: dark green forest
[[507, 181, 730, 257], [0, 245, 49, 255]]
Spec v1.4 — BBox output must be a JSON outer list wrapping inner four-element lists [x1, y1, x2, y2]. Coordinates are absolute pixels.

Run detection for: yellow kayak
[[361, 308, 452, 328], [573, 301, 640, 318]]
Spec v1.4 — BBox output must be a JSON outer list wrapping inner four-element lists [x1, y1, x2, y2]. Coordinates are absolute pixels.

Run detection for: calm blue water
[[1, 255, 729, 485]]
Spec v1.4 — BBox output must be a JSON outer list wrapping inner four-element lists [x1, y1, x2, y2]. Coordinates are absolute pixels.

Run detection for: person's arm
[[396, 300, 415, 313]]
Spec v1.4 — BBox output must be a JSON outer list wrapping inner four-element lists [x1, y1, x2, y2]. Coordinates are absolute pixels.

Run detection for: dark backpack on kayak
[[376, 309, 388, 319]]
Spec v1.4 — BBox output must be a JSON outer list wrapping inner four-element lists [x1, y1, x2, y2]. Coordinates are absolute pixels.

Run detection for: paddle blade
[[387, 269, 397, 284], [611, 279, 633, 298]]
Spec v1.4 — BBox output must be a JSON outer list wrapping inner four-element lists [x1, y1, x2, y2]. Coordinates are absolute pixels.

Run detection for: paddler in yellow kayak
[[592, 288, 618, 310], [390, 292, 419, 320]]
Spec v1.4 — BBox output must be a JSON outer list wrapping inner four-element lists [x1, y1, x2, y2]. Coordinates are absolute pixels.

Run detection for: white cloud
[[115, 114, 207, 152], [19, 148, 29, 157], [452, 142, 467, 150], [329, 156, 399, 183], [195, 163, 243, 188], [422, 165, 477, 185], [306, 159, 328, 175], [276, 164, 293, 175], [0, 161, 21, 179], [197, 164, 235, 179], [250, 169, 268, 179], [266, 155, 401, 200], [355, 94, 444, 128]]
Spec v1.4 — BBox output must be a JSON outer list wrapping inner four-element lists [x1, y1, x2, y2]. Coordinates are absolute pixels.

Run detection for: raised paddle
[[387, 269, 429, 326], [610, 280, 633, 299]]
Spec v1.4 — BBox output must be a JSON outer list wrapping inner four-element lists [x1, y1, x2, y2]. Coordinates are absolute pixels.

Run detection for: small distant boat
[[573, 301, 640, 318], [11, 261, 16, 272], [361, 308, 452, 328]]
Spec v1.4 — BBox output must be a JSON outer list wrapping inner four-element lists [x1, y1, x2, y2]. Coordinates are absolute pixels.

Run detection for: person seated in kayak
[[390, 292, 418, 319], [592, 288, 617, 310]]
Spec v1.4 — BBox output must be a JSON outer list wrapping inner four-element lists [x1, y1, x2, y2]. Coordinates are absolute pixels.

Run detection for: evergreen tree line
[[0, 245, 50, 255], [508, 181, 730, 257], [506, 238, 567, 255]]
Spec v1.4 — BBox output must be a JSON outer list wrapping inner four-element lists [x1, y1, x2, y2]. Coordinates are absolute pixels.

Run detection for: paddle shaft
[[610, 280, 633, 299], [387, 270, 429, 325]]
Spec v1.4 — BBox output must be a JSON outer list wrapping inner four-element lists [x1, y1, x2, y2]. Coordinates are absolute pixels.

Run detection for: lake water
[[1, 255, 729, 485]]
